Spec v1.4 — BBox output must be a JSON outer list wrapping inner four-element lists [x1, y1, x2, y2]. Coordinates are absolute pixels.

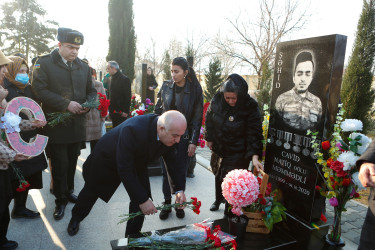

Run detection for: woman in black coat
[[154, 57, 203, 220], [4, 56, 48, 219], [146, 67, 158, 103], [204, 74, 263, 212]]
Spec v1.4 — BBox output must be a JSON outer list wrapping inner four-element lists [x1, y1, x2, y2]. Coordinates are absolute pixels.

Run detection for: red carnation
[[315, 185, 321, 191], [342, 178, 351, 187], [327, 158, 333, 167], [330, 161, 347, 177], [354, 193, 360, 198], [131, 95, 136, 99], [201, 102, 210, 126], [320, 213, 327, 223], [229, 239, 237, 250], [260, 198, 267, 205], [322, 140, 330, 150], [258, 194, 264, 199]]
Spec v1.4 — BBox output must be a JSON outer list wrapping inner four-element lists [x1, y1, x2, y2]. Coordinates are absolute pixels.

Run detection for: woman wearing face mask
[[154, 57, 203, 220], [3, 56, 48, 219]]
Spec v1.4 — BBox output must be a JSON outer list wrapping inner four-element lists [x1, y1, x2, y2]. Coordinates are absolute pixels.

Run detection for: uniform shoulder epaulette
[[38, 53, 50, 59]]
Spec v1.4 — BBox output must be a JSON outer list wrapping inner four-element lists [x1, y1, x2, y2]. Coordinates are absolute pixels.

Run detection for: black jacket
[[205, 83, 263, 163], [108, 70, 131, 115], [154, 80, 203, 145], [31, 48, 97, 144], [3, 79, 48, 177], [82, 114, 182, 204]]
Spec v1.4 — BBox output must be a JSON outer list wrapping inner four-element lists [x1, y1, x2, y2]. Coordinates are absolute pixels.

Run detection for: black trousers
[[161, 137, 190, 200], [49, 142, 81, 205], [72, 183, 144, 237], [359, 208, 375, 250], [0, 168, 12, 244]]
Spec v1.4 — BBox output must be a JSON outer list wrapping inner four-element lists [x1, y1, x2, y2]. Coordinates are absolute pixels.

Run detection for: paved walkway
[[6, 145, 366, 249]]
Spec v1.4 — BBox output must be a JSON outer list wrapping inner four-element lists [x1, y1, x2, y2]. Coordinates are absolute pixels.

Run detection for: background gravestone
[[264, 35, 347, 224], [134, 63, 147, 101]]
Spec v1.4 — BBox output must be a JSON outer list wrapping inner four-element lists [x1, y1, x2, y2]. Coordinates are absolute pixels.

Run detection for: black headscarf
[[221, 73, 249, 107]]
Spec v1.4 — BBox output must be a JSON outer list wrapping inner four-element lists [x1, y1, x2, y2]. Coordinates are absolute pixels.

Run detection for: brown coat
[[85, 79, 106, 142]]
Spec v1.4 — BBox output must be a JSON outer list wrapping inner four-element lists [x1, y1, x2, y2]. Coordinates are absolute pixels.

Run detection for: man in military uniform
[[275, 51, 322, 130], [32, 27, 97, 220]]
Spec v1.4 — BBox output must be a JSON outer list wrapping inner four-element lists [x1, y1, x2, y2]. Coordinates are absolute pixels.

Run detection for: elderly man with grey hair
[[106, 60, 131, 127], [67, 111, 187, 237]]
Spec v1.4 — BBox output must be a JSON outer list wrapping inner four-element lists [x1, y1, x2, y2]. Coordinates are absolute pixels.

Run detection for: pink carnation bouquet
[[221, 169, 260, 216]]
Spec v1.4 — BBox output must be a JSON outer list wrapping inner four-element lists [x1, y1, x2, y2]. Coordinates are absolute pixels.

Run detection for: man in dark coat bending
[[67, 110, 187, 237]]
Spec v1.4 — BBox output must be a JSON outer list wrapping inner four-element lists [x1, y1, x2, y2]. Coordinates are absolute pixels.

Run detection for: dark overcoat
[[31, 48, 97, 144], [82, 114, 182, 205], [108, 70, 131, 115]]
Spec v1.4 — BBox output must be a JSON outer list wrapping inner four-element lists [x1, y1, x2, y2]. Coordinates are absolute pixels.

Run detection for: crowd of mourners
[[0, 27, 265, 250]]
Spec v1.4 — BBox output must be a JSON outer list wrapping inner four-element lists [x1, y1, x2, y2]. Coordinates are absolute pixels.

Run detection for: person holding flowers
[[0, 50, 46, 250], [3, 56, 48, 220], [32, 27, 97, 221], [67, 111, 187, 237], [204, 74, 263, 212], [84, 67, 106, 152]]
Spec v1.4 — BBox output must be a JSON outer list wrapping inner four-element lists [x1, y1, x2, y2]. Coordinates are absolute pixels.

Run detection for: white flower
[[131, 110, 138, 117], [0, 112, 21, 134], [341, 119, 363, 132], [139, 103, 145, 111], [349, 132, 372, 155], [352, 172, 365, 191], [135, 94, 141, 102], [337, 151, 359, 171]]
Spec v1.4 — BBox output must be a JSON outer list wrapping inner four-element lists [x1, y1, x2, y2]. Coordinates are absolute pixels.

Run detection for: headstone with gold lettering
[[264, 35, 347, 224]]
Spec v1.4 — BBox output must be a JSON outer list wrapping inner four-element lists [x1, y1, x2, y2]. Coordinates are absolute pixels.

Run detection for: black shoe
[[0, 240, 18, 250], [210, 200, 222, 211], [67, 218, 80, 236], [11, 208, 40, 219], [175, 208, 185, 218], [159, 207, 171, 220], [53, 204, 66, 220], [187, 173, 195, 178], [67, 193, 78, 203], [159, 200, 172, 220]]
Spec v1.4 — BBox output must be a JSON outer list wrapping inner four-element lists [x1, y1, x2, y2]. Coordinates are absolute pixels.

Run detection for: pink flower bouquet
[[221, 169, 260, 216]]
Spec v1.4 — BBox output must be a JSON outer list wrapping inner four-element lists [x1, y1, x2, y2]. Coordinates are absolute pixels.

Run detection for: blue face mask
[[15, 73, 29, 84]]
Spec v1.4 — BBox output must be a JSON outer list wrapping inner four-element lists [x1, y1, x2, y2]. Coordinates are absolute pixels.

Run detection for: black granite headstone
[[134, 64, 147, 101], [264, 35, 347, 224]]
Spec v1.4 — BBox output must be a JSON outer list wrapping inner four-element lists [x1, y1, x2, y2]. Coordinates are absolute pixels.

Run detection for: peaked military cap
[[57, 27, 84, 45]]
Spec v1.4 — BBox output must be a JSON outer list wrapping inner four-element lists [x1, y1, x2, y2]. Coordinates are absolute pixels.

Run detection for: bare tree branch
[[215, 0, 311, 89]]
